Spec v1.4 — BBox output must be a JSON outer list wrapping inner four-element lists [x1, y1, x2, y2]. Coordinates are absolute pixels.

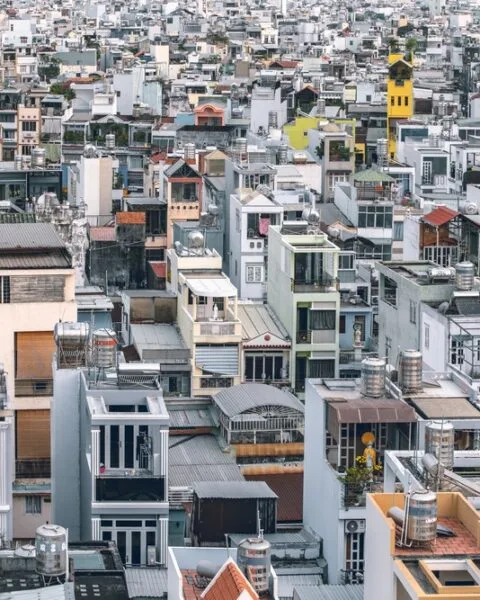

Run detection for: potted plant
[[341, 455, 383, 505]]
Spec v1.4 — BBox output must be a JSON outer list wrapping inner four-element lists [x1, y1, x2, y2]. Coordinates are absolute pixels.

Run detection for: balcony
[[296, 330, 311, 344], [197, 321, 237, 336], [292, 276, 337, 293], [96, 475, 165, 502], [15, 378, 53, 397], [16, 458, 51, 479], [341, 480, 383, 508]]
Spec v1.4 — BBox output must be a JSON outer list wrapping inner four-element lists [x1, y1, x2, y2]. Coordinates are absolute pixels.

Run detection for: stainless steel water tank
[[455, 261, 475, 291], [237, 536, 271, 595], [31, 147, 46, 168], [407, 491, 437, 542], [399, 349, 423, 392], [92, 329, 117, 368], [105, 133, 116, 149], [278, 144, 288, 165], [425, 421, 455, 469], [54, 322, 90, 347], [35, 524, 67, 577], [361, 357, 386, 397], [235, 137, 247, 155], [184, 143, 195, 161]]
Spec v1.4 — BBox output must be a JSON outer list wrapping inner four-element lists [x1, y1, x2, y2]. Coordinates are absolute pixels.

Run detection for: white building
[[229, 189, 283, 300]]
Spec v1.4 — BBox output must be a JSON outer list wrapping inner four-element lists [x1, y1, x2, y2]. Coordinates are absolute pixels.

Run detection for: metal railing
[[292, 276, 337, 293], [16, 458, 51, 479], [199, 322, 236, 336], [296, 330, 311, 344], [342, 481, 383, 507], [15, 379, 53, 397]]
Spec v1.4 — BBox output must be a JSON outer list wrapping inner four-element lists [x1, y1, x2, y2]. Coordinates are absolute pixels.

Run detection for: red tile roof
[[269, 60, 299, 69], [422, 206, 458, 227], [245, 473, 303, 522], [90, 227, 116, 242], [116, 211, 146, 225], [201, 559, 258, 600]]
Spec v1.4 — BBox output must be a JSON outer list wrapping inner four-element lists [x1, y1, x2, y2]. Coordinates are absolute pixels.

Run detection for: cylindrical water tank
[[317, 98, 326, 114], [425, 421, 455, 469], [455, 261, 475, 291], [407, 491, 437, 542], [237, 536, 271, 595], [54, 322, 90, 347], [22, 155, 31, 170], [399, 349, 423, 392], [105, 133, 116, 149], [184, 143, 195, 161], [235, 137, 247, 155], [35, 524, 67, 577], [278, 144, 288, 165], [361, 357, 386, 397], [92, 329, 117, 368], [31, 147, 46, 168]]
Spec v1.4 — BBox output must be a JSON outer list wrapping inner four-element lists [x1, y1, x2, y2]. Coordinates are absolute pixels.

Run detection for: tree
[[405, 37, 417, 53], [387, 37, 400, 53], [50, 82, 76, 101], [38, 57, 60, 82]]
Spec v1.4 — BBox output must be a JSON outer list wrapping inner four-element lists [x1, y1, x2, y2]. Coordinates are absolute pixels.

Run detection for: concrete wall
[[420, 303, 447, 371], [12, 495, 51, 540], [364, 495, 395, 600], [52, 368, 81, 539]]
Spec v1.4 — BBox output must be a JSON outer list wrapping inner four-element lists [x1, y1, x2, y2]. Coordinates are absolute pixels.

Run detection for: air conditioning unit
[[345, 519, 366, 534], [147, 545, 157, 566]]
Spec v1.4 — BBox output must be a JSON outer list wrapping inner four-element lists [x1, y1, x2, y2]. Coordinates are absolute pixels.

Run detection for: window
[[385, 336, 392, 361], [366, 95, 372, 102], [0, 276, 10, 303], [213, 297, 224, 311], [25, 496, 41, 514], [345, 532, 365, 582], [397, 96, 402, 106], [339, 254, 354, 269], [327, 172, 349, 194], [311, 310, 336, 330], [409, 300, 417, 324], [451, 338, 464, 365], [390, 97, 395, 106], [246, 265, 263, 283], [393, 221, 404, 241], [382, 276, 397, 307], [404, 96, 409, 106], [309, 359, 335, 378], [425, 324, 430, 349], [22, 121, 37, 132], [245, 354, 284, 381], [339, 315, 346, 334], [358, 205, 393, 228]]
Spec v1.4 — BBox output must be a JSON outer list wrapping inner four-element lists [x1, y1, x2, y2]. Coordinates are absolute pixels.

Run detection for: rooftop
[[0, 223, 72, 269], [421, 205, 459, 227], [237, 303, 290, 346], [193, 480, 277, 500], [213, 383, 304, 419], [116, 211, 146, 225]]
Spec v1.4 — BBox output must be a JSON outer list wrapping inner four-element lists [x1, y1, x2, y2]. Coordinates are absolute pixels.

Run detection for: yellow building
[[387, 53, 414, 159], [284, 116, 357, 150]]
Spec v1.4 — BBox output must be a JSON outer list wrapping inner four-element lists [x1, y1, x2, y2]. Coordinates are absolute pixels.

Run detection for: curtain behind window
[[311, 310, 335, 330]]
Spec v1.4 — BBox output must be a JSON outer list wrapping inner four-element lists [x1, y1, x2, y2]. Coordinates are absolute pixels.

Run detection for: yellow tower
[[387, 53, 413, 159]]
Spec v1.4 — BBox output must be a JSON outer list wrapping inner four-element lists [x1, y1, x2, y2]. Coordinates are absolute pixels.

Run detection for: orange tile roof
[[116, 211, 146, 225], [201, 559, 258, 600], [90, 227, 116, 242], [395, 517, 480, 557], [422, 206, 458, 227]]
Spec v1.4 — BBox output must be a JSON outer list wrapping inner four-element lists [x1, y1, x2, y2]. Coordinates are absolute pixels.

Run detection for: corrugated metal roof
[[168, 407, 214, 428], [353, 169, 394, 183], [294, 585, 364, 600], [0, 251, 71, 269], [125, 567, 168, 599], [169, 464, 244, 487], [131, 324, 187, 353], [169, 434, 236, 467], [186, 277, 237, 298], [213, 383, 304, 418], [422, 205, 458, 226], [0, 223, 65, 249], [193, 480, 277, 499], [237, 303, 289, 341], [277, 572, 323, 600], [0, 583, 75, 600]]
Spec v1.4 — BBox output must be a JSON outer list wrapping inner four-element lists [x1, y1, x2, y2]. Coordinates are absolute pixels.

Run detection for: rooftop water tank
[[455, 261, 475, 291], [399, 349, 423, 393], [105, 133, 116, 149], [407, 491, 437, 543], [54, 322, 90, 347], [31, 147, 46, 169], [278, 144, 288, 165], [360, 357, 386, 398], [35, 524, 67, 577], [184, 143, 195, 161], [92, 329, 117, 368], [425, 421, 455, 470], [237, 535, 271, 595]]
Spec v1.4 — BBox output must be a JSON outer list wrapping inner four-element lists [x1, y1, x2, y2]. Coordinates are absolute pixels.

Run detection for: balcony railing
[[16, 458, 51, 479], [292, 276, 337, 293], [199, 322, 236, 336], [342, 481, 383, 507], [15, 378, 53, 397], [96, 476, 165, 502], [297, 330, 311, 344]]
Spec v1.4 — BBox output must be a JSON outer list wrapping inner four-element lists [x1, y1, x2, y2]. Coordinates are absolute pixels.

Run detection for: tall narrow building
[[387, 53, 414, 160]]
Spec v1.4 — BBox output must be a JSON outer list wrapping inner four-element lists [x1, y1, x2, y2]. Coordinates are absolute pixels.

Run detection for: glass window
[[25, 496, 41, 514], [424, 324, 430, 349], [393, 221, 404, 241], [339, 315, 346, 334], [246, 265, 263, 283], [310, 310, 336, 330]]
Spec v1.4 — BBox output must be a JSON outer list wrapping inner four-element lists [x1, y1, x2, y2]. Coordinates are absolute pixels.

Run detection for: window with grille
[[25, 496, 41, 514], [0, 276, 10, 303], [246, 265, 263, 283], [345, 531, 365, 581]]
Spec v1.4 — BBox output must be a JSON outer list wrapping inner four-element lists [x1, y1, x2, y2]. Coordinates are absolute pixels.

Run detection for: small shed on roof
[[353, 168, 394, 183], [421, 205, 458, 227], [213, 383, 304, 419]]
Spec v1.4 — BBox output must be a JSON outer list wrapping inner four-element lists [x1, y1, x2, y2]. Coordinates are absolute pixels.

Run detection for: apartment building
[[52, 332, 169, 566], [0, 367, 13, 544], [0, 223, 76, 540], [166, 238, 243, 397], [267, 221, 340, 392]]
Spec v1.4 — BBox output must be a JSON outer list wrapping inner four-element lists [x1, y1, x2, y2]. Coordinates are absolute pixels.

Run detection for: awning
[[195, 345, 239, 375], [186, 277, 237, 298]]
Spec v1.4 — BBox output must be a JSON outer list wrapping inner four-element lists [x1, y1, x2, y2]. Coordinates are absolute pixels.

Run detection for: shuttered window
[[16, 332, 55, 379], [195, 345, 239, 375], [17, 409, 50, 459]]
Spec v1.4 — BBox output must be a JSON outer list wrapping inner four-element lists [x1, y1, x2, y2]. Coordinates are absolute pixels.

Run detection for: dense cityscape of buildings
[[3, 0, 480, 598]]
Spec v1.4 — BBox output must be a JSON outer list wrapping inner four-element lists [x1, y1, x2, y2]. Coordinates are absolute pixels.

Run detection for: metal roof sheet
[[193, 480, 277, 499], [125, 568, 168, 599], [0, 223, 65, 249], [169, 434, 236, 467], [422, 205, 458, 226], [169, 464, 244, 487], [168, 407, 214, 428], [0, 251, 71, 269], [213, 383, 304, 418], [237, 303, 289, 341], [293, 585, 364, 600], [0, 583, 75, 600], [185, 277, 238, 298]]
